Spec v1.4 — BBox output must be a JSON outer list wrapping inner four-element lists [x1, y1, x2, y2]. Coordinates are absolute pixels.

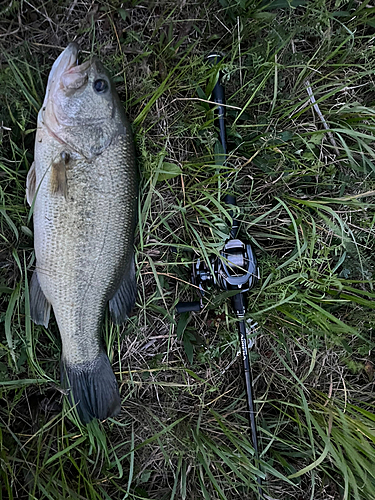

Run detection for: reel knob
[[175, 301, 201, 314]]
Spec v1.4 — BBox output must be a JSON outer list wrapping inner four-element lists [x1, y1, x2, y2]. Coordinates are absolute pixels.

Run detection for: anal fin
[[109, 259, 137, 324], [30, 270, 51, 327]]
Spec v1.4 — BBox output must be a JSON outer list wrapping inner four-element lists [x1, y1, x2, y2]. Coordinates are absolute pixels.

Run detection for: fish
[[26, 43, 138, 424]]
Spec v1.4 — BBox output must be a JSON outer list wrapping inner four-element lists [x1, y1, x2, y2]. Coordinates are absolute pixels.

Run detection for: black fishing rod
[[207, 53, 240, 240], [176, 55, 263, 498]]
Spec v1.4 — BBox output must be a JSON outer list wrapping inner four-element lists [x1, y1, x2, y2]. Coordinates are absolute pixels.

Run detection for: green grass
[[1, 0, 375, 499]]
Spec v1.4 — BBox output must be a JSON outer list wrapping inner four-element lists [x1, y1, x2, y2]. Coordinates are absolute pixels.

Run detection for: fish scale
[[27, 44, 137, 423]]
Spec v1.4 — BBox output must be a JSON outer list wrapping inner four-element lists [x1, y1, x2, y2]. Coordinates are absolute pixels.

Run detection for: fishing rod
[[176, 55, 264, 498]]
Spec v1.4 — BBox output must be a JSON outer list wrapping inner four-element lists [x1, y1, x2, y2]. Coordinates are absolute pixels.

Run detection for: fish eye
[[93, 79, 109, 93]]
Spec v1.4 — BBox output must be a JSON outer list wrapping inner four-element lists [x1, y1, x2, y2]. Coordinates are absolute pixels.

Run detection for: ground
[[1, 1, 375, 499]]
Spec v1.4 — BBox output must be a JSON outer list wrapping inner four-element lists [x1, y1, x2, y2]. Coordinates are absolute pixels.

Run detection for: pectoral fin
[[30, 270, 51, 327], [109, 259, 137, 324], [26, 162, 36, 206], [50, 151, 69, 197]]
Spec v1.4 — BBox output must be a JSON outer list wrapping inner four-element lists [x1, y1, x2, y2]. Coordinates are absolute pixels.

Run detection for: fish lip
[[49, 42, 80, 82], [62, 58, 92, 77], [57, 43, 95, 76], [42, 43, 79, 104]]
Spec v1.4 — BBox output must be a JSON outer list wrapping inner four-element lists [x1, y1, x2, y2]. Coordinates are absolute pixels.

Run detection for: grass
[[1, 0, 375, 499]]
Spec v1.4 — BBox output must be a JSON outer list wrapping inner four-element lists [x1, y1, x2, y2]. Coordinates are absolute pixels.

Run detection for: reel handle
[[175, 301, 201, 314]]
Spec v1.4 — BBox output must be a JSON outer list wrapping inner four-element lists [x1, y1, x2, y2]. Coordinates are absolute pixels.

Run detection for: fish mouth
[[45, 43, 93, 98], [58, 42, 80, 72], [45, 43, 79, 92]]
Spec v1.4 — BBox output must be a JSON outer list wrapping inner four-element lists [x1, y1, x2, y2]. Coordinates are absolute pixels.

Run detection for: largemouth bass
[[26, 43, 137, 423]]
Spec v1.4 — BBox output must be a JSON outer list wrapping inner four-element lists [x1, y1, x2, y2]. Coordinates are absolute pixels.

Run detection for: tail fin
[[61, 352, 121, 424]]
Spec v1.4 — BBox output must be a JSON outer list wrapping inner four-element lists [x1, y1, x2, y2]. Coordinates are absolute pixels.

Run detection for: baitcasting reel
[[176, 234, 263, 497], [176, 238, 259, 315]]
